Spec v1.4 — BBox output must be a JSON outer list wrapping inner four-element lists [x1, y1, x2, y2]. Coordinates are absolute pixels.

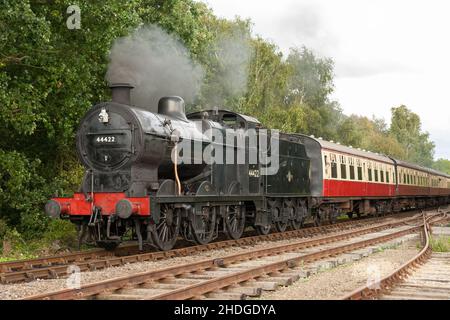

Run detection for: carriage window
[[331, 162, 338, 179], [386, 171, 390, 183], [404, 174, 407, 184], [368, 169, 372, 181], [374, 170, 378, 182], [341, 163, 347, 179], [357, 167, 362, 181], [350, 164, 355, 180], [380, 170, 384, 183]]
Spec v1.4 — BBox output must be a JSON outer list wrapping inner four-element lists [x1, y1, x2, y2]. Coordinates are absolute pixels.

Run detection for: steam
[[106, 24, 253, 110], [216, 31, 252, 97], [207, 29, 253, 106], [106, 25, 204, 111]]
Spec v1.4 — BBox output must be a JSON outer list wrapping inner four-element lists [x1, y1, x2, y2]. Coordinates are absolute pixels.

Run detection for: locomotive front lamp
[[98, 107, 109, 124]]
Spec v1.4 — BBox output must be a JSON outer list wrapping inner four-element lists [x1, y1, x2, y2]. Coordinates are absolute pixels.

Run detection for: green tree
[[285, 47, 335, 108], [390, 105, 435, 166], [433, 159, 450, 174], [0, 0, 215, 236], [243, 37, 290, 115]]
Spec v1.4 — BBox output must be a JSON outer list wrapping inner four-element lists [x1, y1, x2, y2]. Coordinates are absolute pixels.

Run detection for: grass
[[378, 241, 401, 252], [0, 253, 38, 263], [0, 220, 79, 262], [430, 236, 450, 252]]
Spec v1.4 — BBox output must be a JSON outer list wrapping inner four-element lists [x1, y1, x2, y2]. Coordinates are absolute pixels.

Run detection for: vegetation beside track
[[430, 236, 450, 252], [0, 219, 78, 261]]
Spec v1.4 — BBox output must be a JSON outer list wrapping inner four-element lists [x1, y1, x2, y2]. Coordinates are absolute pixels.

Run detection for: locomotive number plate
[[94, 136, 117, 144]]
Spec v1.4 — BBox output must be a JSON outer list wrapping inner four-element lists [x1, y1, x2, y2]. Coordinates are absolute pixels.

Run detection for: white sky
[[200, 0, 450, 160]]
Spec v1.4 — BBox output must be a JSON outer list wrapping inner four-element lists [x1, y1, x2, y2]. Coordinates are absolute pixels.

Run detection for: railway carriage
[[395, 161, 450, 206], [297, 135, 450, 219], [298, 135, 398, 220]]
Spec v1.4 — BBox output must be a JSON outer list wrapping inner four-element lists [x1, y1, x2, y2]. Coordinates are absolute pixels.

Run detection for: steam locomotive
[[45, 84, 450, 250]]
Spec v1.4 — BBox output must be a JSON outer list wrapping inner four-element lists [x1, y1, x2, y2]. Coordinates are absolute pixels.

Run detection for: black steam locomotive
[[45, 84, 450, 250], [45, 84, 311, 250]]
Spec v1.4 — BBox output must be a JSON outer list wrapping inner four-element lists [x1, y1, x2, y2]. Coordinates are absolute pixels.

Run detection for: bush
[[0, 219, 8, 239], [2, 228, 37, 259], [43, 219, 78, 248]]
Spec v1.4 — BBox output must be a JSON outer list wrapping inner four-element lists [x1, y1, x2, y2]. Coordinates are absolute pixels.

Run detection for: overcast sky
[[200, 0, 450, 160]]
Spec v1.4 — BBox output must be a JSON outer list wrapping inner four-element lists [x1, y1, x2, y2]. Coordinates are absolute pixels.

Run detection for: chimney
[[109, 83, 133, 105]]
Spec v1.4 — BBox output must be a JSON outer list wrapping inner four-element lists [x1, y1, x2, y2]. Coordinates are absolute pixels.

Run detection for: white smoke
[[214, 30, 252, 98]]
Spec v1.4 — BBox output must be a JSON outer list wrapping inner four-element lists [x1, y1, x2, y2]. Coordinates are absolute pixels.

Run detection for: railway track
[[342, 212, 450, 300], [23, 211, 446, 300], [378, 252, 450, 300], [0, 211, 422, 284]]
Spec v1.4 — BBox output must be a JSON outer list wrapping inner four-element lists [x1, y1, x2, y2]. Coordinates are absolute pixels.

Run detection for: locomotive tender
[[45, 84, 450, 250]]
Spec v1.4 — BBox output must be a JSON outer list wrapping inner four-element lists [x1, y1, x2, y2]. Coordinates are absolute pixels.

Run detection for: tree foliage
[[433, 159, 450, 174], [389, 105, 435, 167], [0, 0, 213, 236]]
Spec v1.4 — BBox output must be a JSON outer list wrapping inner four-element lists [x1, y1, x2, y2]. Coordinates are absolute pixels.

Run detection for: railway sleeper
[[241, 280, 280, 291], [225, 285, 262, 297], [397, 284, 450, 292], [382, 289, 450, 300], [205, 291, 246, 300]]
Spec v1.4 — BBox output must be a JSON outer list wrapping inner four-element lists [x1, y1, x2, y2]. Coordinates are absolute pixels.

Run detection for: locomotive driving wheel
[[256, 224, 271, 235], [190, 206, 217, 245], [273, 205, 288, 233], [224, 205, 246, 240], [290, 201, 306, 230], [151, 204, 181, 251]]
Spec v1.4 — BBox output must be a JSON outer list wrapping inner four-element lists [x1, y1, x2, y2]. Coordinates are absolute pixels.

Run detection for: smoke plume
[[106, 25, 204, 111], [216, 31, 252, 96], [207, 29, 253, 106]]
